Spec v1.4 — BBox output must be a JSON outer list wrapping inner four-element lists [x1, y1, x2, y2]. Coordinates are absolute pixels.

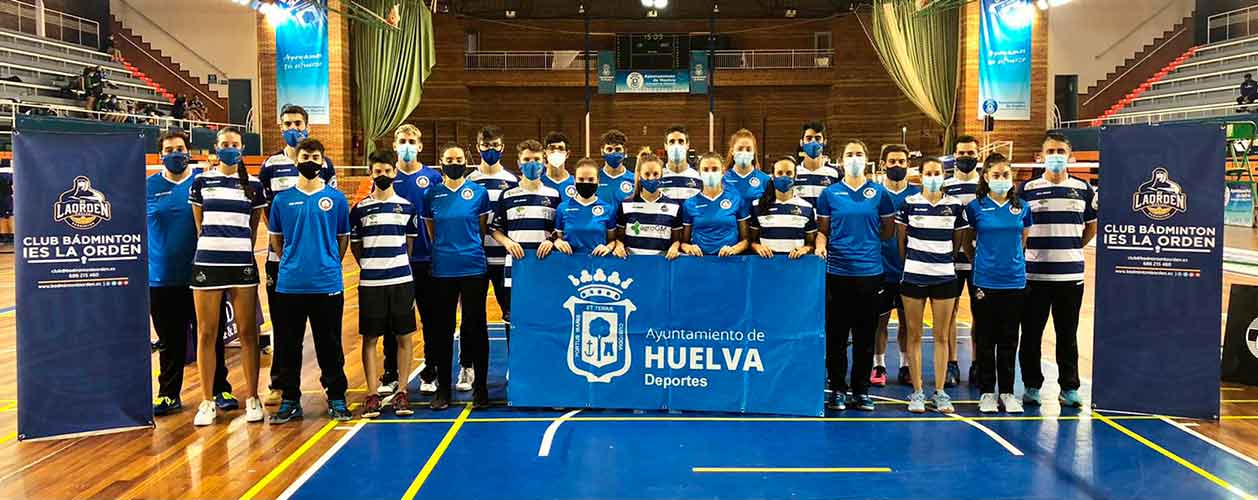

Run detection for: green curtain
[[870, 0, 961, 146], [352, 0, 436, 163]]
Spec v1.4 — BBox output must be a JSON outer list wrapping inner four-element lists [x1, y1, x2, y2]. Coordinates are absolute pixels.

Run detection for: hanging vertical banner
[[597, 51, 616, 95], [689, 50, 709, 95], [977, 0, 1034, 120], [14, 130, 153, 440], [274, 0, 331, 124], [1224, 181, 1254, 227], [1094, 123, 1224, 419]]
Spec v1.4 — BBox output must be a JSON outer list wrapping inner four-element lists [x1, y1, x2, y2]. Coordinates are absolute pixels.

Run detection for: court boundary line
[[401, 404, 474, 500], [358, 413, 1200, 424], [538, 409, 582, 457], [692, 467, 892, 473], [945, 412, 1025, 456], [239, 420, 339, 500], [276, 422, 364, 500], [1094, 412, 1256, 499], [1160, 416, 1258, 468]]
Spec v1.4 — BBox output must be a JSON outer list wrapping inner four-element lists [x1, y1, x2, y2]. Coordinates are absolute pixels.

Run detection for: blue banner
[[689, 50, 709, 95], [1095, 123, 1225, 419], [1225, 181, 1254, 227], [597, 51, 616, 95], [274, 0, 331, 124], [978, 0, 1034, 120], [615, 70, 691, 94], [509, 254, 825, 417], [14, 130, 152, 440]]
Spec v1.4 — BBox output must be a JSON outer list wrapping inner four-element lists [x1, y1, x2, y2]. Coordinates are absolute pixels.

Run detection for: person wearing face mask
[[350, 151, 419, 419], [615, 154, 684, 258], [723, 129, 771, 206], [942, 135, 982, 388], [873, 145, 920, 388], [493, 140, 562, 300], [750, 157, 819, 259], [959, 153, 1032, 414], [680, 152, 750, 257], [266, 138, 352, 424], [551, 159, 618, 256], [814, 139, 896, 412], [794, 121, 839, 207], [148, 130, 232, 417], [187, 127, 267, 426], [541, 131, 576, 202], [465, 125, 518, 393], [597, 130, 635, 206], [658, 125, 702, 201], [896, 157, 966, 414], [1018, 133, 1096, 409], [422, 144, 492, 410]]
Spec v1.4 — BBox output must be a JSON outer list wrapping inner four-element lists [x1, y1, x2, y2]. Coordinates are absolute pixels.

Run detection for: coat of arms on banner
[[564, 268, 636, 383]]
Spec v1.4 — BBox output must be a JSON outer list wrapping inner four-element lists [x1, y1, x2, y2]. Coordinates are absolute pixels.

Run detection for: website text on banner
[[509, 254, 826, 417], [978, 0, 1034, 121], [274, 0, 331, 124]]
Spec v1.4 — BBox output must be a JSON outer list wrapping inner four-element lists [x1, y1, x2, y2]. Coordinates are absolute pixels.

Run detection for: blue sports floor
[[275, 324, 1258, 500]]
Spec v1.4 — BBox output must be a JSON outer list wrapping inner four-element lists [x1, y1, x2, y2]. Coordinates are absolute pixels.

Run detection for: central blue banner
[[509, 254, 825, 417], [274, 0, 331, 124], [614, 70, 692, 94], [978, 0, 1034, 120]]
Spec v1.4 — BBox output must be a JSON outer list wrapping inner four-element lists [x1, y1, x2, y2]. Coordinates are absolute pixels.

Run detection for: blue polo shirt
[[962, 196, 1034, 290], [392, 165, 444, 263], [880, 184, 921, 283], [146, 170, 200, 287], [816, 179, 896, 277], [724, 168, 771, 206], [542, 173, 576, 203], [422, 181, 491, 278], [267, 185, 350, 294], [682, 189, 750, 255], [598, 168, 636, 206], [556, 197, 616, 253]]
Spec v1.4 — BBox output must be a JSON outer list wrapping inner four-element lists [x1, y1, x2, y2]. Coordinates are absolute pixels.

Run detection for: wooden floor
[[0, 233, 1254, 500]]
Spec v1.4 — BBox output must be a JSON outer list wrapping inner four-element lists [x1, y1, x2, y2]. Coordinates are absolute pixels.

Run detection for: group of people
[[147, 108, 1097, 424]]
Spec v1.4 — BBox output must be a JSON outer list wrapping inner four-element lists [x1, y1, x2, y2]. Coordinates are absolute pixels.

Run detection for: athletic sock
[[899, 352, 909, 368], [874, 354, 886, 367]]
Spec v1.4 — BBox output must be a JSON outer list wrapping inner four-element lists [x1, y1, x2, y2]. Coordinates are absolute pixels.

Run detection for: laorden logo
[[564, 268, 636, 383], [54, 176, 112, 230], [1132, 167, 1187, 221]]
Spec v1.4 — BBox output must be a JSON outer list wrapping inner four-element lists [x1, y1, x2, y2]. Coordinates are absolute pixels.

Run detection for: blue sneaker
[[1059, 390, 1084, 408], [828, 391, 847, 410], [269, 400, 303, 424], [215, 392, 240, 411], [853, 394, 876, 411], [153, 396, 181, 416], [328, 399, 351, 421], [1023, 388, 1041, 406]]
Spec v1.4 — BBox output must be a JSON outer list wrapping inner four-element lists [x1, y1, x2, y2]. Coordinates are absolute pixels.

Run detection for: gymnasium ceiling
[[442, 0, 865, 19]]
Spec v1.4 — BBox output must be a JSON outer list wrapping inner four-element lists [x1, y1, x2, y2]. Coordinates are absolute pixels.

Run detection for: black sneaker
[[153, 396, 181, 416], [472, 388, 490, 409], [269, 400, 303, 424], [431, 392, 450, 411], [215, 392, 240, 411], [968, 364, 979, 386], [945, 362, 960, 388], [853, 394, 876, 411], [897, 366, 912, 385], [828, 391, 847, 410]]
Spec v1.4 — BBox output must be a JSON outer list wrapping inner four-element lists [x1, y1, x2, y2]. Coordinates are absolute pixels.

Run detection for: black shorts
[[189, 264, 260, 290], [901, 280, 960, 300], [878, 281, 901, 314], [954, 270, 973, 298], [359, 282, 417, 337]]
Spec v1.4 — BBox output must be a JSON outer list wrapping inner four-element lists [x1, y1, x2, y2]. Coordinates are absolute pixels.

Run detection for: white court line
[[1161, 416, 1258, 468], [538, 409, 583, 457], [945, 412, 1025, 456]]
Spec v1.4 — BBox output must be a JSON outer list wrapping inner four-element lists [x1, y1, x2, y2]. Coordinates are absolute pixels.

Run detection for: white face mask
[[547, 151, 567, 169], [843, 156, 866, 178]]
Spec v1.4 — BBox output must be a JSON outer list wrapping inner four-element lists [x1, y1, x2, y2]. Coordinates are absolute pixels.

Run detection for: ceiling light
[[785, 8, 797, 17], [641, 0, 652, 7], [653, 0, 667, 9], [646, 8, 658, 17], [505, 9, 515, 17], [1036, 0, 1048, 10]]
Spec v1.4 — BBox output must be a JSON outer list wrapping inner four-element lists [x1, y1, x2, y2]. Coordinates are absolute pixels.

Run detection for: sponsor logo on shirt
[[592, 205, 605, 217], [863, 188, 876, 199], [1010, 206, 1022, 215], [461, 188, 474, 200], [318, 197, 333, 211], [620, 181, 633, 193], [719, 199, 733, 210], [565, 185, 577, 197], [749, 178, 761, 188], [417, 176, 430, 188]]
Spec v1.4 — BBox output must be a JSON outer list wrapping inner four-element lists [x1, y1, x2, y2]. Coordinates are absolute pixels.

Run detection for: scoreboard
[[615, 33, 691, 70]]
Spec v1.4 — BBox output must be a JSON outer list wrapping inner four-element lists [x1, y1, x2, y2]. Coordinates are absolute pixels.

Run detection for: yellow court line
[[239, 420, 339, 500], [0, 401, 16, 412], [360, 414, 1180, 425], [693, 467, 891, 473], [1094, 412, 1256, 500], [0, 432, 15, 445], [401, 404, 474, 500]]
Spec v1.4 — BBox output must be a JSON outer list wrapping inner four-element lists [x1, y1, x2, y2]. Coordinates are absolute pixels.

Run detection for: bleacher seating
[[1102, 34, 1258, 124]]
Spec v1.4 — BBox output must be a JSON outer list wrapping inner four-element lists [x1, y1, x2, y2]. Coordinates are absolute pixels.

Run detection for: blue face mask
[[921, 175, 944, 192], [520, 161, 544, 180], [1044, 154, 1068, 174], [701, 171, 723, 189], [481, 148, 502, 165], [604, 151, 626, 168], [773, 175, 794, 193], [396, 144, 418, 163], [282, 128, 307, 148], [989, 178, 1013, 196], [640, 178, 660, 193], [217, 147, 242, 166], [162, 151, 189, 174], [667, 144, 687, 164], [734, 151, 755, 168], [801, 141, 824, 159]]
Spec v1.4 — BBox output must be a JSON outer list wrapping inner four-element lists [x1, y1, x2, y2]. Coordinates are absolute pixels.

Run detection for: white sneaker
[[978, 393, 999, 413], [377, 380, 399, 396], [1000, 393, 1024, 413], [194, 400, 216, 426], [245, 397, 265, 423], [419, 380, 437, 394], [454, 367, 474, 392]]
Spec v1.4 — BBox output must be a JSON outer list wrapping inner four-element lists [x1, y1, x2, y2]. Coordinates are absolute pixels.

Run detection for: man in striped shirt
[[1018, 133, 1097, 408], [466, 125, 518, 391], [351, 151, 419, 419], [942, 135, 981, 388], [793, 121, 838, 207], [659, 125, 702, 201], [491, 139, 561, 291]]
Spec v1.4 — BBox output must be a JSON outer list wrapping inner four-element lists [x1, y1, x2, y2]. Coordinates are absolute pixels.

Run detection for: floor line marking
[[401, 404, 474, 500], [1160, 416, 1258, 468], [1095, 412, 1255, 499], [275, 422, 365, 500], [945, 412, 1025, 456], [359, 413, 1164, 424], [0, 431, 15, 444], [538, 409, 582, 457], [238, 420, 339, 500], [692, 467, 892, 473]]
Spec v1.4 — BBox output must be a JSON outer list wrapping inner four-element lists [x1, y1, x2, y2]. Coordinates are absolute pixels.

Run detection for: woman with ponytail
[[749, 156, 819, 259], [614, 153, 684, 258]]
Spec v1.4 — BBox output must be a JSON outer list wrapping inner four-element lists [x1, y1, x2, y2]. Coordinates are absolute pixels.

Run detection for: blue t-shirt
[[962, 196, 1034, 290], [880, 185, 921, 283], [392, 165, 444, 263], [556, 197, 616, 254], [598, 168, 636, 206], [267, 185, 350, 294], [682, 189, 750, 255], [542, 173, 576, 204], [724, 168, 771, 206], [815, 179, 896, 277], [258, 153, 337, 264], [147, 171, 199, 286], [422, 181, 491, 278]]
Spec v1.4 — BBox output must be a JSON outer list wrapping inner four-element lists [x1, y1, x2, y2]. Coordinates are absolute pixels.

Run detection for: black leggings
[[825, 274, 883, 396], [150, 286, 231, 399], [973, 287, 1025, 394], [430, 275, 489, 396], [461, 264, 508, 367]]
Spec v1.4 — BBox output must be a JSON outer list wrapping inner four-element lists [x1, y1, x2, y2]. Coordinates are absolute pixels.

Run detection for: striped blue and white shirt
[[942, 176, 979, 271], [492, 185, 561, 250], [1020, 176, 1097, 282], [794, 162, 838, 207], [258, 152, 337, 263], [750, 197, 817, 253], [617, 194, 684, 255], [468, 169, 519, 266], [659, 167, 702, 201], [896, 193, 967, 286], [350, 195, 418, 288], [188, 169, 267, 266]]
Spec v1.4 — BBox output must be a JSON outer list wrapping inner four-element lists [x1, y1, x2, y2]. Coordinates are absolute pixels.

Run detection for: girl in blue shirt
[[613, 154, 684, 259], [548, 159, 617, 257], [960, 153, 1033, 415], [750, 156, 820, 258], [814, 139, 896, 411], [681, 152, 750, 257], [723, 129, 771, 206]]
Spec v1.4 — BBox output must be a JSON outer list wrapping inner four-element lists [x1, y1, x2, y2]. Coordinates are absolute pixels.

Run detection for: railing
[[465, 51, 595, 71], [1059, 101, 1243, 128], [712, 49, 833, 70], [111, 0, 230, 86], [1208, 4, 1258, 44], [0, 101, 247, 134], [0, 0, 100, 48], [114, 31, 223, 109]]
